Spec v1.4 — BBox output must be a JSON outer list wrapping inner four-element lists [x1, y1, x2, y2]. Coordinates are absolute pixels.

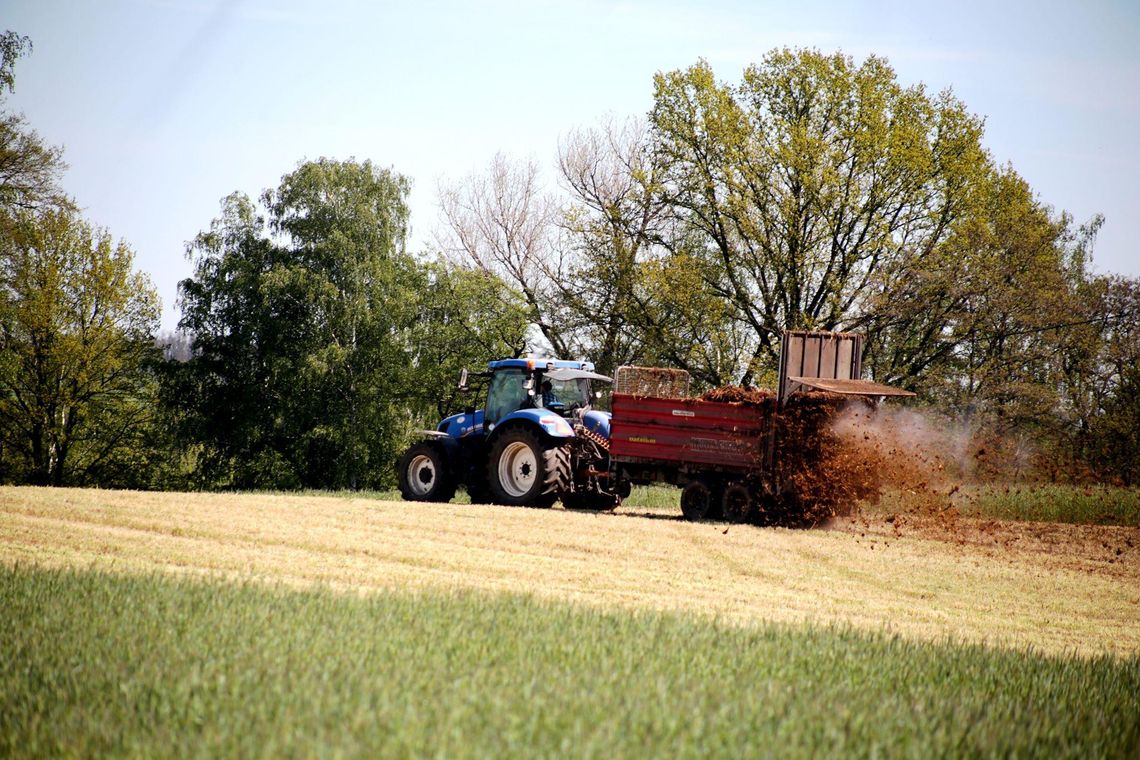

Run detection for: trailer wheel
[[680, 480, 717, 521], [487, 428, 567, 507], [397, 442, 456, 503], [722, 482, 752, 523]]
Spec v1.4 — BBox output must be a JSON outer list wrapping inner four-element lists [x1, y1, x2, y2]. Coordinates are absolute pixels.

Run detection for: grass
[[2, 486, 1136, 657], [872, 484, 1140, 527], [1, 564, 1136, 759], [961, 484, 1139, 526], [620, 484, 681, 512]]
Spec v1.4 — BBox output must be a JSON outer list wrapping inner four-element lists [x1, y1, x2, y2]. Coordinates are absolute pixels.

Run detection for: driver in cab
[[540, 380, 561, 409]]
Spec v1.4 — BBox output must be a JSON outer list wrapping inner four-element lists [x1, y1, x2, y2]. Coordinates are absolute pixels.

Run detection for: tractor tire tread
[[542, 445, 571, 497]]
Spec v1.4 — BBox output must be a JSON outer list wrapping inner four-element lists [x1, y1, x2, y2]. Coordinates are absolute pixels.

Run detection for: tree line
[[1, 36, 1136, 489]]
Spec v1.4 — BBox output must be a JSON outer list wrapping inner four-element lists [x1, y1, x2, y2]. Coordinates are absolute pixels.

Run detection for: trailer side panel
[[609, 394, 770, 471]]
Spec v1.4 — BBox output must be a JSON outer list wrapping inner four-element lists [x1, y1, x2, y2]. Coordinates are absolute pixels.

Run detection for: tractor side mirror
[[457, 368, 468, 391], [522, 377, 534, 390]]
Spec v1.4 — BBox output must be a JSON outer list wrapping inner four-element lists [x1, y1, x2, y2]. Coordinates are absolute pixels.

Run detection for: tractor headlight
[[540, 415, 573, 436]]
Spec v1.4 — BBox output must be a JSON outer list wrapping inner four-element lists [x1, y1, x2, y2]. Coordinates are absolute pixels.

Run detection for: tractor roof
[[488, 358, 595, 372]]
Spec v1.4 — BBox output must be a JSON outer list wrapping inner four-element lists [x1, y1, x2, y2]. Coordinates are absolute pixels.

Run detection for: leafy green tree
[[1078, 276, 1140, 484], [165, 192, 292, 487], [0, 31, 160, 488], [172, 164, 415, 490], [0, 31, 31, 94], [265, 159, 420, 489], [407, 263, 529, 419], [863, 168, 1085, 390], [645, 51, 995, 383], [172, 158, 530, 490], [555, 117, 757, 386], [1090, 365, 1140, 486], [0, 208, 160, 485]]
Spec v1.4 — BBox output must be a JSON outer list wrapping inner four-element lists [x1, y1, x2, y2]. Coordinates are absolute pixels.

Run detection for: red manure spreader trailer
[[608, 331, 913, 524]]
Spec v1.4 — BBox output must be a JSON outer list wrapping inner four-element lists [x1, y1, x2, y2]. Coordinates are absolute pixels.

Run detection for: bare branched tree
[[554, 117, 659, 374], [555, 116, 749, 384], [436, 152, 565, 356]]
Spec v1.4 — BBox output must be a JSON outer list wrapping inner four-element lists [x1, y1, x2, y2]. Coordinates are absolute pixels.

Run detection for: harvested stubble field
[[1, 485, 1136, 657]]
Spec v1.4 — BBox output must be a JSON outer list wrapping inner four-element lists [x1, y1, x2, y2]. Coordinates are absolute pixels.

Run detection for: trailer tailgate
[[786, 376, 916, 397]]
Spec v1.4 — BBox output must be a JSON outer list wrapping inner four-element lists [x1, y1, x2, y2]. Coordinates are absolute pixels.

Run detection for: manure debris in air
[[694, 385, 951, 527]]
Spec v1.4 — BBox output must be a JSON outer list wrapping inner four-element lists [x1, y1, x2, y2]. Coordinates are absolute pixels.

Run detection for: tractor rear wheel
[[397, 442, 456, 503], [487, 428, 568, 507]]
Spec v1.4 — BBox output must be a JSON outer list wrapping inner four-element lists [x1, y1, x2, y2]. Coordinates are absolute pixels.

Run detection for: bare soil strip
[[1, 486, 1136, 657]]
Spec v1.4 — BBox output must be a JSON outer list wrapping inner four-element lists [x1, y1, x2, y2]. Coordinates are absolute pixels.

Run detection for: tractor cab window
[[485, 368, 529, 424], [540, 375, 590, 412]]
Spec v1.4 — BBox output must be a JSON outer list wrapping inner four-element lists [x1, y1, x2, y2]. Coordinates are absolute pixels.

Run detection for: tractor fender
[[580, 410, 611, 440], [489, 408, 576, 441]]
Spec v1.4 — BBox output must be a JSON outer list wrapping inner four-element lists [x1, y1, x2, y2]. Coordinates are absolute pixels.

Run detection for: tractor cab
[[482, 359, 603, 423], [454, 358, 608, 434]]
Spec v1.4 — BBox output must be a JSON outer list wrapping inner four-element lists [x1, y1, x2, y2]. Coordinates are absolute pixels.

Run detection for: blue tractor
[[397, 358, 622, 509]]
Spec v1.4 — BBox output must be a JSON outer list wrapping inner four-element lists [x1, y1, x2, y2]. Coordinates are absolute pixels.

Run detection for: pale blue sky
[[5, 0, 1139, 329]]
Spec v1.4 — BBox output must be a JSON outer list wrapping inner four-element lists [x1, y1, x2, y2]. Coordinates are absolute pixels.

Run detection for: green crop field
[[2, 564, 1137, 759]]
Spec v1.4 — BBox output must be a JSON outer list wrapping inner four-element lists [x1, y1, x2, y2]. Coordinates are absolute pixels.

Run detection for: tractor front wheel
[[398, 442, 456, 503]]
